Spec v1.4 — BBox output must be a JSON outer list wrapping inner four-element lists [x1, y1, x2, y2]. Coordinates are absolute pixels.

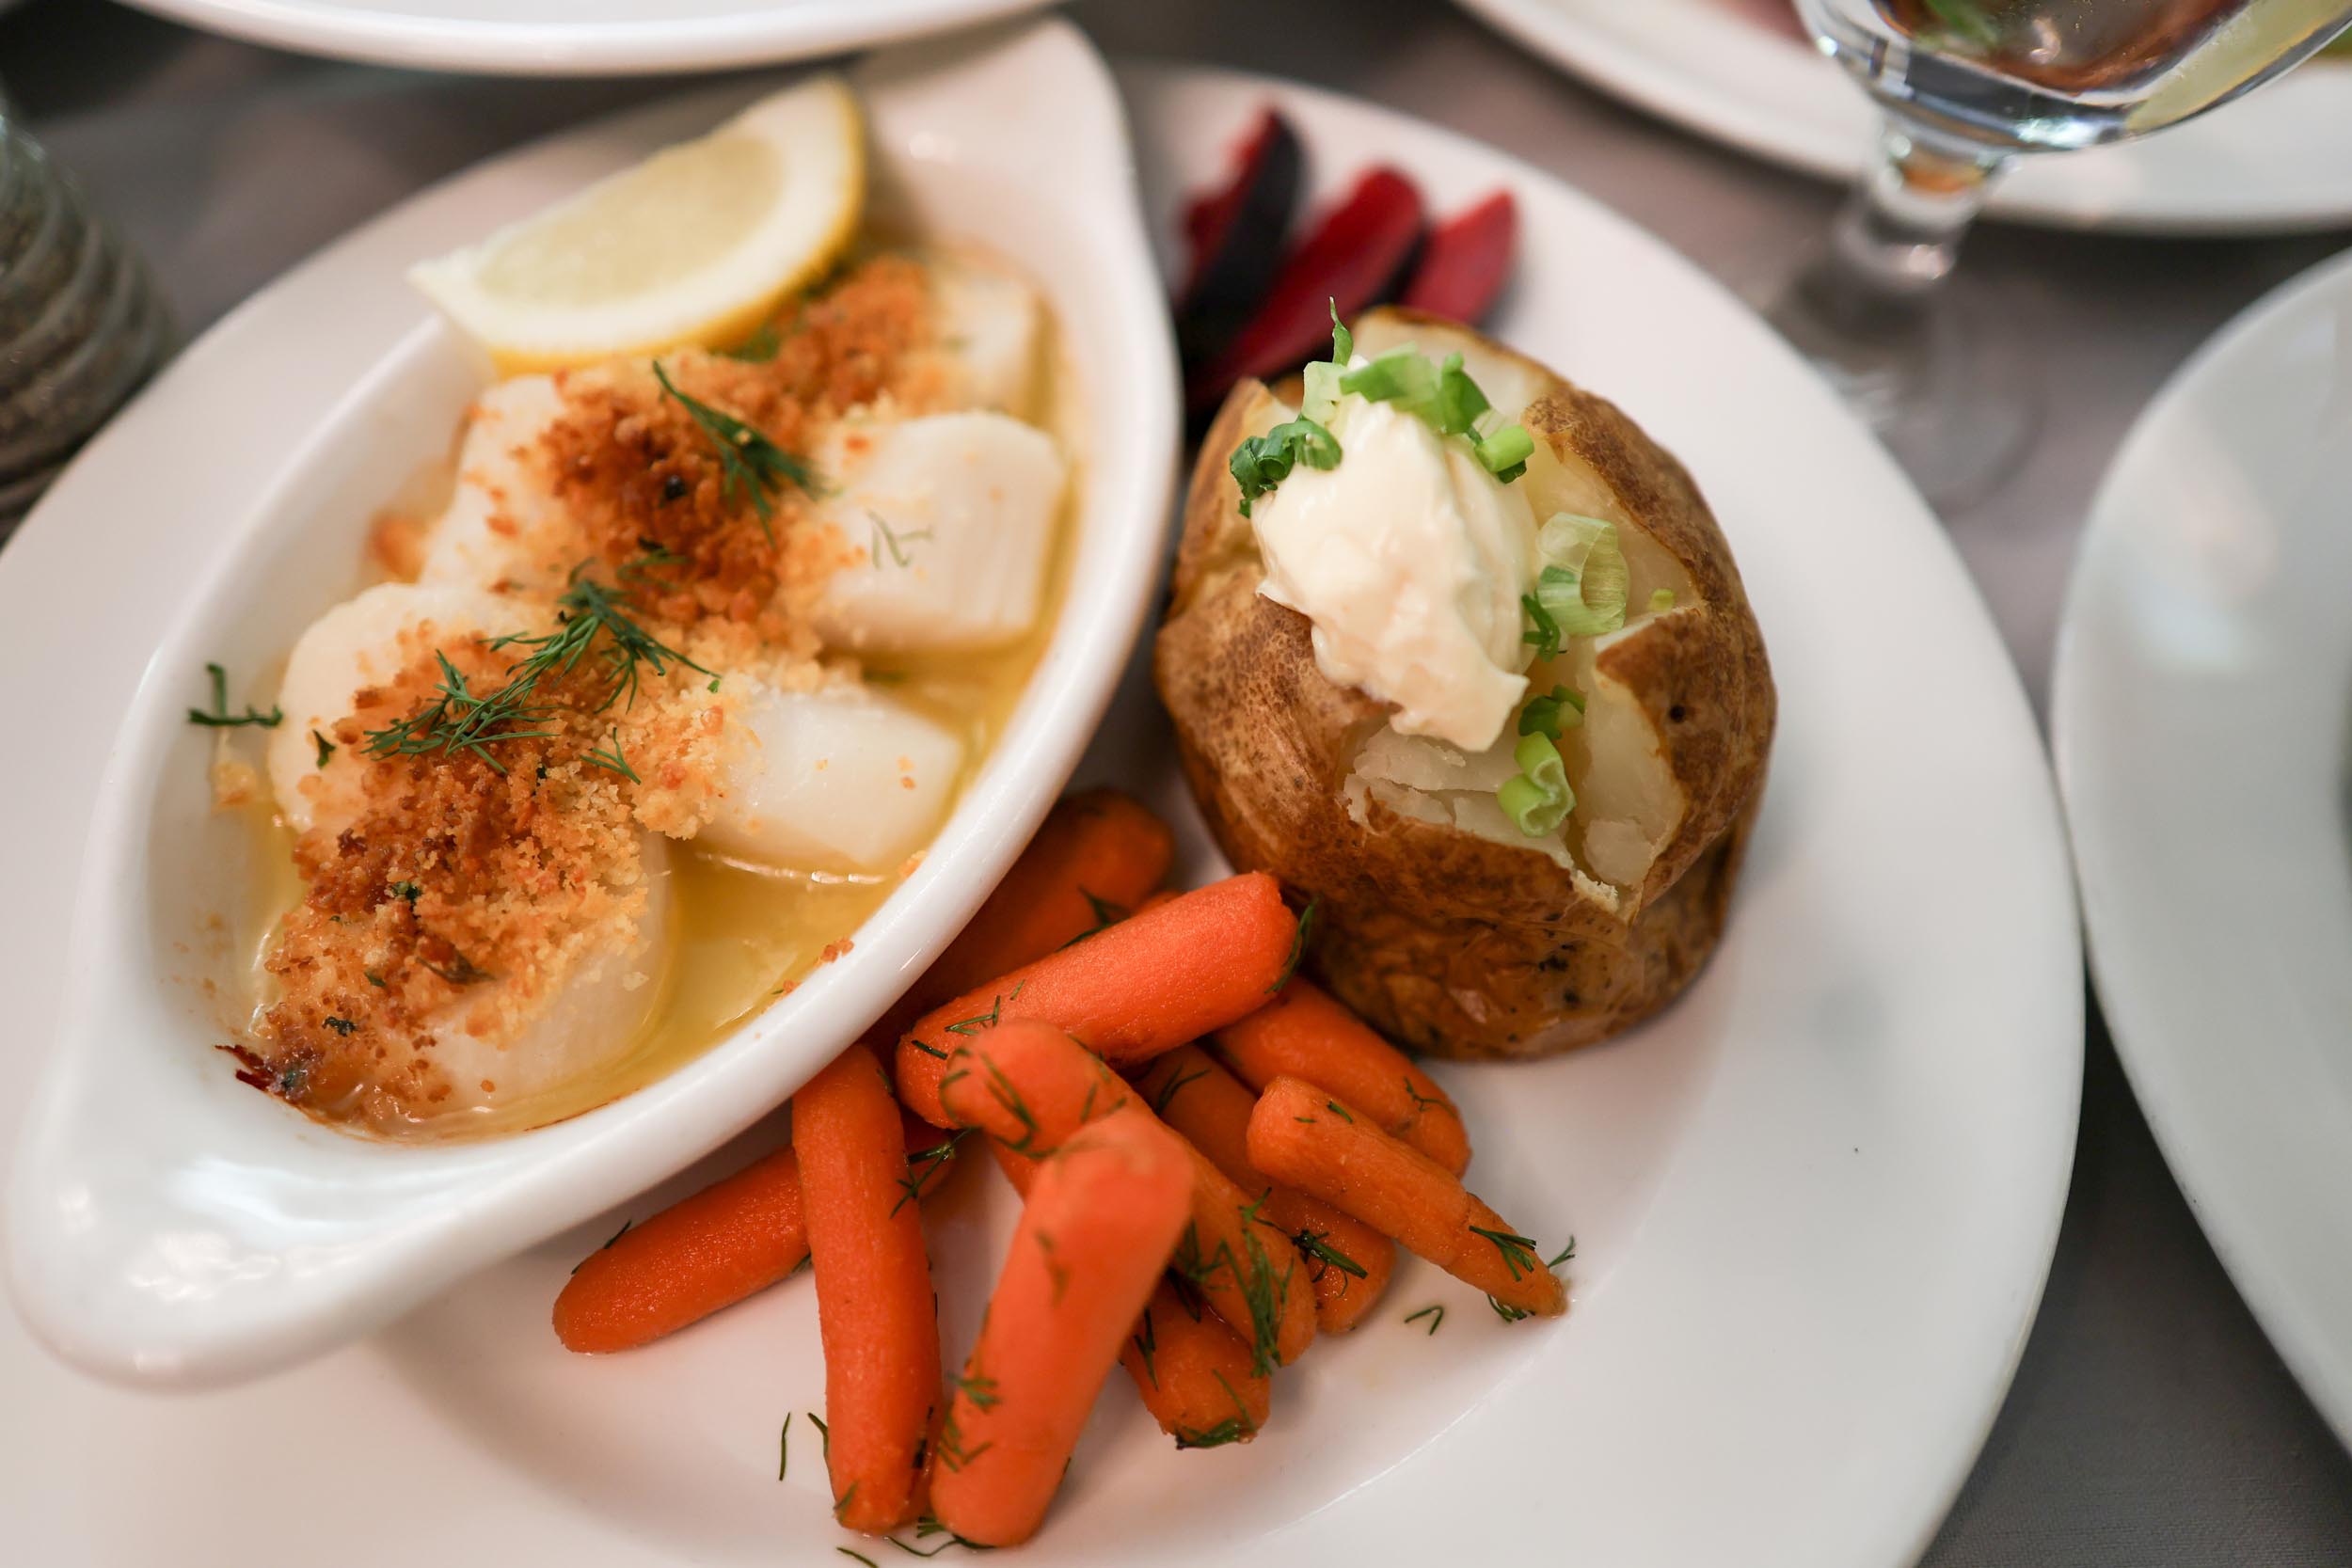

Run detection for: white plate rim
[[2054, 246, 2352, 1454], [1453, 0, 2352, 235], [112, 0, 1057, 75]]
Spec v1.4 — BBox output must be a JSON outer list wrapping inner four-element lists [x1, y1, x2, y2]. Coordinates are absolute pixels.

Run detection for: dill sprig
[[1268, 896, 1318, 992], [1292, 1227, 1368, 1282], [1172, 1370, 1259, 1450], [974, 1054, 1041, 1154], [1058, 889, 1128, 950], [886, 1516, 993, 1557], [951, 1367, 1001, 1412], [1404, 1304, 1444, 1335], [584, 727, 639, 781], [187, 662, 283, 729], [1470, 1226, 1543, 1281], [1130, 1307, 1159, 1386], [653, 360, 819, 535], [1175, 1196, 1295, 1376], [895, 1128, 968, 1216], [1150, 1063, 1210, 1117], [363, 571, 709, 773], [867, 511, 932, 569], [933, 1402, 993, 1474], [776, 1412, 790, 1480]]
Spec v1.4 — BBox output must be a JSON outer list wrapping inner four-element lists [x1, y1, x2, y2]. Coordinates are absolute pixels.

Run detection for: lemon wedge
[[411, 76, 865, 372]]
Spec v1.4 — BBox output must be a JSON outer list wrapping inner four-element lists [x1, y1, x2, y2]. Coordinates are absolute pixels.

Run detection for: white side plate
[[0, 57, 2081, 1568], [3, 18, 1177, 1388], [1455, 0, 2352, 234], [2057, 249, 2352, 1454], [113, 0, 1056, 75]]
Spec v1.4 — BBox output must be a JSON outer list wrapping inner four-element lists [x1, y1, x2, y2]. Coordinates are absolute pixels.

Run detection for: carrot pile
[[548, 789, 1574, 1550]]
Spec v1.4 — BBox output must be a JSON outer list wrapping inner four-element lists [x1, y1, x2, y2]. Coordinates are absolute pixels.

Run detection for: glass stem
[[1803, 116, 2010, 328]]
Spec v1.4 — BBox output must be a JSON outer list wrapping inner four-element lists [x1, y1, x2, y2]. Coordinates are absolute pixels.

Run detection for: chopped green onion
[[1518, 685, 1584, 739], [1496, 731, 1575, 837], [1339, 346, 1439, 414], [1230, 416, 1342, 518], [1519, 592, 1562, 659], [1648, 587, 1677, 613], [1431, 354, 1490, 438], [1327, 299, 1352, 366], [1301, 359, 1343, 425], [1472, 423, 1533, 483], [1536, 514, 1629, 637]]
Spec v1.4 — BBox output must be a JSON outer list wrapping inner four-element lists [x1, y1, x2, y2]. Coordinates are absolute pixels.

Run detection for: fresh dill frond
[[653, 360, 819, 536], [1150, 1064, 1210, 1117], [1404, 1304, 1444, 1335], [1470, 1226, 1542, 1281], [363, 570, 709, 773], [1292, 1227, 1368, 1281], [867, 511, 933, 569], [1268, 896, 1318, 992], [187, 662, 283, 729], [584, 727, 639, 781]]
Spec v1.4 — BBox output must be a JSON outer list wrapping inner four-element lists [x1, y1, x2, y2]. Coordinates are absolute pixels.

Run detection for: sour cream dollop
[[1251, 396, 1537, 752]]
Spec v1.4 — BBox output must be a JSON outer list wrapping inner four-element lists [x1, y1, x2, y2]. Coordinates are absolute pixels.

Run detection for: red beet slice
[[1185, 166, 1426, 413], [1399, 190, 1518, 325], [1178, 110, 1304, 381]]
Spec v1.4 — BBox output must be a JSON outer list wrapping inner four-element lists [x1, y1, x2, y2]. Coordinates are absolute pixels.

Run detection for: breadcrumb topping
[[249, 255, 946, 1128]]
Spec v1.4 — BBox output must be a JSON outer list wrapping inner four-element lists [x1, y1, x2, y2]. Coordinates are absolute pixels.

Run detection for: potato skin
[[1155, 315, 1774, 1059]]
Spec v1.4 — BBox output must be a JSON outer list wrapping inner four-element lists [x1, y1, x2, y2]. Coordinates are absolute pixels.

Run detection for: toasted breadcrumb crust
[[248, 257, 938, 1126]]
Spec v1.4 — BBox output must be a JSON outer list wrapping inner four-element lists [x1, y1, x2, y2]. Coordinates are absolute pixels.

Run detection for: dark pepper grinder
[[0, 90, 171, 536]]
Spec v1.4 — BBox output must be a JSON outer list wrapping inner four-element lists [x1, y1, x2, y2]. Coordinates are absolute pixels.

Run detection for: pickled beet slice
[[1399, 190, 1518, 325], [1185, 165, 1426, 413], [1177, 109, 1304, 371]]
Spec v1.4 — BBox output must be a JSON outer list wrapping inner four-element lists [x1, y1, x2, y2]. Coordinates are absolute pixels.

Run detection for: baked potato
[[1155, 309, 1774, 1060]]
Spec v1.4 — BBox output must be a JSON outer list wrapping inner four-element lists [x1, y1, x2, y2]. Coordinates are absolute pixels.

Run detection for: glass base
[[1757, 249, 2038, 514]]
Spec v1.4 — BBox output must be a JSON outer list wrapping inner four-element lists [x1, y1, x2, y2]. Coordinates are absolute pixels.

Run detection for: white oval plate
[[1455, 0, 2352, 234], [115, 0, 1055, 75], [0, 59, 2080, 1568], [3, 18, 1177, 1386], [2056, 250, 2352, 1454]]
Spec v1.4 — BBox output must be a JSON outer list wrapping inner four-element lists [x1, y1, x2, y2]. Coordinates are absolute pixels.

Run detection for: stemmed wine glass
[[1775, 0, 2352, 505]]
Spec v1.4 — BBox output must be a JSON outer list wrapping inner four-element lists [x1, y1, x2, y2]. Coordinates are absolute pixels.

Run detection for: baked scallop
[[1156, 309, 1774, 1059]]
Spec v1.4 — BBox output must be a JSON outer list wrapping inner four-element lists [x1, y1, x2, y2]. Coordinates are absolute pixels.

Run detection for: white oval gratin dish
[[3, 17, 1177, 1389]]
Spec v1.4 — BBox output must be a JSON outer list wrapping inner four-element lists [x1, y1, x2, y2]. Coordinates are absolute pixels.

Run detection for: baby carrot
[[938, 1020, 1315, 1370], [1214, 977, 1471, 1174], [796, 1043, 943, 1534], [551, 1111, 961, 1355], [1132, 1045, 1396, 1334], [897, 872, 1299, 1126], [875, 791, 1175, 1044], [993, 1146, 1272, 1448], [1246, 1076, 1565, 1320], [930, 1106, 1194, 1545], [553, 1146, 806, 1354], [921, 790, 1174, 1005]]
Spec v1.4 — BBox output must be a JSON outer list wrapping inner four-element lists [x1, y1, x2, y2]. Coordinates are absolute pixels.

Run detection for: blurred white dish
[[1456, 0, 2352, 233], [0, 56, 2079, 1568], [2057, 248, 2352, 1453], [3, 17, 1175, 1387], [116, 0, 1055, 74]]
